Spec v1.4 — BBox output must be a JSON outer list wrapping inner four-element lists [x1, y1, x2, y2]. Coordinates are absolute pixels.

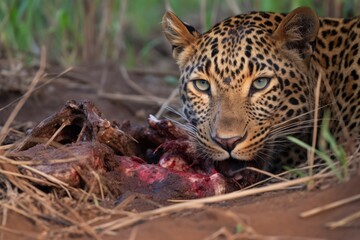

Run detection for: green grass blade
[[287, 136, 343, 181]]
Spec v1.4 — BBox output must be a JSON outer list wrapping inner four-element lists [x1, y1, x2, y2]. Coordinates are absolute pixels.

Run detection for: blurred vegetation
[[0, 0, 359, 67]]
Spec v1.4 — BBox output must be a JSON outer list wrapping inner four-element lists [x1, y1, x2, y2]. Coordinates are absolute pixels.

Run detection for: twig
[[155, 87, 178, 118], [326, 210, 360, 229], [119, 65, 153, 96], [0, 47, 46, 145], [98, 92, 166, 105], [300, 193, 360, 218]]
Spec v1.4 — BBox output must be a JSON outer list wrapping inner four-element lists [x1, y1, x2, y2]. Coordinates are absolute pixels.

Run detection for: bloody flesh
[[8, 100, 261, 199]]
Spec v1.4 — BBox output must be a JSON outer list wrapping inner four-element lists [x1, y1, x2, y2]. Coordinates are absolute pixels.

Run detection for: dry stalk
[[226, 0, 241, 14], [116, 0, 127, 58], [20, 165, 70, 190], [240, 167, 290, 182], [0, 144, 14, 151], [205, 225, 326, 240], [98, 68, 108, 95], [200, 0, 207, 32], [0, 67, 73, 112], [0, 201, 8, 240], [82, 0, 96, 61], [155, 87, 178, 118], [98, 92, 166, 105], [27, 195, 84, 230], [240, 163, 328, 191], [0, 159, 51, 196], [98, 0, 111, 53], [204, 227, 237, 240], [96, 203, 204, 234], [0, 155, 82, 166], [347, 144, 360, 175], [119, 65, 153, 97], [1, 202, 45, 228], [128, 226, 139, 240], [0, 47, 46, 145], [76, 185, 99, 206], [45, 120, 70, 146], [115, 194, 137, 209], [75, 169, 106, 205], [56, 201, 102, 240], [0, 168, 63, 187], [308, 73, 322, 190], [300, 193, 360, 218], [321, 68, 354, 153], [326, 210, 360, 229]]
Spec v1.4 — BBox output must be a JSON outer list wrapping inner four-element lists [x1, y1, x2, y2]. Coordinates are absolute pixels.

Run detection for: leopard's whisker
[[272, 104, 334, 129]]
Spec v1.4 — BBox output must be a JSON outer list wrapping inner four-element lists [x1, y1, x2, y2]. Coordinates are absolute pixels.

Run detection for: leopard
[[162, 7, 360, 176]]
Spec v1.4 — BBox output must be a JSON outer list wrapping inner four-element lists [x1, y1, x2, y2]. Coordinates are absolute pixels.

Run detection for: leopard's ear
[[162, 11, 200, 62], [272, 7, 319, 60]]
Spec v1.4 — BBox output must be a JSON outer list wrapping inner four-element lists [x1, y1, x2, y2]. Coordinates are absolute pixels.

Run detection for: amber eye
[[251, 77, 270, 91], [193, 79, 210, 92]]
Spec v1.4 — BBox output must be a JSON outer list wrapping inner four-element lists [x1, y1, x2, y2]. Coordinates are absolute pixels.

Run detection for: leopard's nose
[[212, 132, 248, 152]]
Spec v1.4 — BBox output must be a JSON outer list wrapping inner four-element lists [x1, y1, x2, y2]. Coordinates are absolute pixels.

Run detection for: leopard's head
[[162, 7, 320, 168]]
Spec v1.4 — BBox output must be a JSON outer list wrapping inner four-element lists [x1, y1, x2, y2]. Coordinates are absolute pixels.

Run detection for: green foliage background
[[0, 0, 359, 67]]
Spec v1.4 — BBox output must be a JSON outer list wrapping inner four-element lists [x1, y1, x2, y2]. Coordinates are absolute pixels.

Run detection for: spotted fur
[[162, 7, 360, 173]]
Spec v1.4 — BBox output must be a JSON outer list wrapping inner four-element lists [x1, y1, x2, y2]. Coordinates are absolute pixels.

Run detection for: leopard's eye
[[251, 77, 270, 91], [193, 79, 210, 92]]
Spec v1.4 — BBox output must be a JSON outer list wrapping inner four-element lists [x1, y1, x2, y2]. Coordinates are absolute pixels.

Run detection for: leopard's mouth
[[214, 158, 248, 179], [214, 153, 268, 181]]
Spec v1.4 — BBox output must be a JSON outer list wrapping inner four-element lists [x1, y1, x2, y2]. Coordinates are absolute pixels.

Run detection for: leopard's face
[[163, 8, 319, 164]]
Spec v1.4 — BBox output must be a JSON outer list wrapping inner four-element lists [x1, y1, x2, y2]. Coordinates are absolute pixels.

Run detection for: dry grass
[[300, 193, 360, 218], [0, 151, 354, 239], [307, 73, 322, 190]]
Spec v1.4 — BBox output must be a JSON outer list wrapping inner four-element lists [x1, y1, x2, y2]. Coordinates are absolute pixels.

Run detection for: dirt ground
[[1, 64, 359, 239], [111, 176, 360, 240]]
